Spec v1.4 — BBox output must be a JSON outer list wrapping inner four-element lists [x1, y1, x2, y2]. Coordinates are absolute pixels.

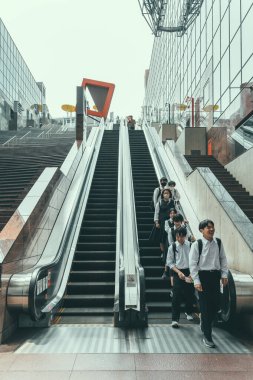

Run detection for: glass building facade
[[0, 18, 46, 130], [143, 0, 253, 161]]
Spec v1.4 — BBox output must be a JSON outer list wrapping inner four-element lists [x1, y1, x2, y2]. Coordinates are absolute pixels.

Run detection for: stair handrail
[[19, 131, 31, 140], [2, 135, 17, 146]]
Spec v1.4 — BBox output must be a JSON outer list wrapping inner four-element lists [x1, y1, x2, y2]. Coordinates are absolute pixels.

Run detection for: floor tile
[[70, 370, 136, 380], [1, 370, 71, 380], [0, 354, 16, 370], [134, 353, 253, 371], [74, 353, 135, 371], [136, 370, 196, 379], [9, 353, 76, 371]]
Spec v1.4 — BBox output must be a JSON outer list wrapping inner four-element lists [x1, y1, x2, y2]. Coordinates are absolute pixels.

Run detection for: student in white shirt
[[168, 180, 181, 203], [189, 219, 228, 348], [152, 177, 169, 210], [167, 227, 195, 328]]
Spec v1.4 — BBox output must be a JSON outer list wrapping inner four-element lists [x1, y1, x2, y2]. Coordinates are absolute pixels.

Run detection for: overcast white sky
[[1, 0, 154, 119]]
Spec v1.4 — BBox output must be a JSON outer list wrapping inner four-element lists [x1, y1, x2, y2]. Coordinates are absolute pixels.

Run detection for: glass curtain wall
[[0, 19, 44, 129], [144, 0, 253, 157]]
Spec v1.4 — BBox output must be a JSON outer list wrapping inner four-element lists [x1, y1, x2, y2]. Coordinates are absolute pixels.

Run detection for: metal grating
[[16, 325, 251, 354]]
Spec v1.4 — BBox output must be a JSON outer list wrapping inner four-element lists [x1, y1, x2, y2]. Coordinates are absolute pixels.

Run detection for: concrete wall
[[159, 124, 177, 142], [226, 147, 253, 196], [175, 128, 186, 154], [176, 127, 207, 155], [151, 122, 160, 134]]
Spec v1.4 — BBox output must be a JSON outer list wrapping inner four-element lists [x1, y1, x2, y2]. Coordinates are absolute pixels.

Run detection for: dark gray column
[[76, 86, 86, 142]]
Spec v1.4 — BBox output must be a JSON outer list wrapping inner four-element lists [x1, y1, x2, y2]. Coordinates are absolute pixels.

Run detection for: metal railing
[[2, 135, 17, 146]]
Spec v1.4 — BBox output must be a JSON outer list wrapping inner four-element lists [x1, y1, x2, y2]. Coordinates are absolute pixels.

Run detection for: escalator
[[185, 155, 253, 223], [55, 130, 119, 324], [128, 130, 171, 323]]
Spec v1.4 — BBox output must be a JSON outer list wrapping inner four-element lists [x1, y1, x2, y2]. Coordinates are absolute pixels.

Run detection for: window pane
[[230, 0, 241, 39], [213, 65, 221, 104], [241, 0, 253, 20], [213, 0, 220, 36], [241, 5, 253, 66], [221, 10, 229, 58], [230, 73, 241, 103], [206, 11, 212, 49], [230, 31, 241, 81], [242, 54, 253, 85], [221, 50, 230, 95], [213, 29, 220, 69], [221, 0, 229, 18]]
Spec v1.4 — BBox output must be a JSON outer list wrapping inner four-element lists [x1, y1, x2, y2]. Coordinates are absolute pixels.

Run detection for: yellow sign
[[176, 104, 188, 111], [203, 104, 219, 112], [61, 104, 76, 112]]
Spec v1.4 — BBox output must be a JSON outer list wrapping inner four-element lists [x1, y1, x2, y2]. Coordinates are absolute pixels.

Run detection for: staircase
[[128, 130, 172, 323], [56, 130, 119, 324], [185, 155, 253, 223], [0, 143, 73, 231]]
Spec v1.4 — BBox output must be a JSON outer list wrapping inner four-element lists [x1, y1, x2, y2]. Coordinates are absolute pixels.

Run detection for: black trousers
[[172, 269, 195, 321], [198, 270, 221, 341]]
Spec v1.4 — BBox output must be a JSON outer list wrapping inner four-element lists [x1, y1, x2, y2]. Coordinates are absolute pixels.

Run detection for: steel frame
[[138, 0, 204, 37]]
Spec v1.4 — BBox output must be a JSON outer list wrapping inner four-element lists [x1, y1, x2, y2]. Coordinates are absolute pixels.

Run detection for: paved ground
[[0, 324, 253, 379]]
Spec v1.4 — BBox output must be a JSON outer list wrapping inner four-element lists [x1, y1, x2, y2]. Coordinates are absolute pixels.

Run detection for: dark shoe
[[203, 337, 216, 348]]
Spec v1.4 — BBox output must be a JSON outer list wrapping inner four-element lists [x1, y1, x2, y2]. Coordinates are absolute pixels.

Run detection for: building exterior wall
[[0, 18, 46, 130], [143, 0, 253, 158]]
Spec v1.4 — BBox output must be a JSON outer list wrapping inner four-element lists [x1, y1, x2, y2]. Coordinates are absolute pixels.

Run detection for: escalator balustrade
[[129, 130, 172, 322], [55, 130, 119, 324]]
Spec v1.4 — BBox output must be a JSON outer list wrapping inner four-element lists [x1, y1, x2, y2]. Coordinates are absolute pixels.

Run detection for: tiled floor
[[1, 353, 253, 379], [0, 324, 253, 379]]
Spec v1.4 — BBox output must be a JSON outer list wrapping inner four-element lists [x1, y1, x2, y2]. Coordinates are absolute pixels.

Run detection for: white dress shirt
[[167, 224, 190, 245], [166, 240, 191, 270], [189, 237, 228, 285]]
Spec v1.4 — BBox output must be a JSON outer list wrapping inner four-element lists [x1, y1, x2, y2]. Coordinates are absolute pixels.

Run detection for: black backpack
[[197, 238, 221, 265]]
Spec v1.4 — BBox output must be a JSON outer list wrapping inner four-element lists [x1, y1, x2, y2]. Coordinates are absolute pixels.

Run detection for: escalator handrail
[[115, 121, 125, 321]]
